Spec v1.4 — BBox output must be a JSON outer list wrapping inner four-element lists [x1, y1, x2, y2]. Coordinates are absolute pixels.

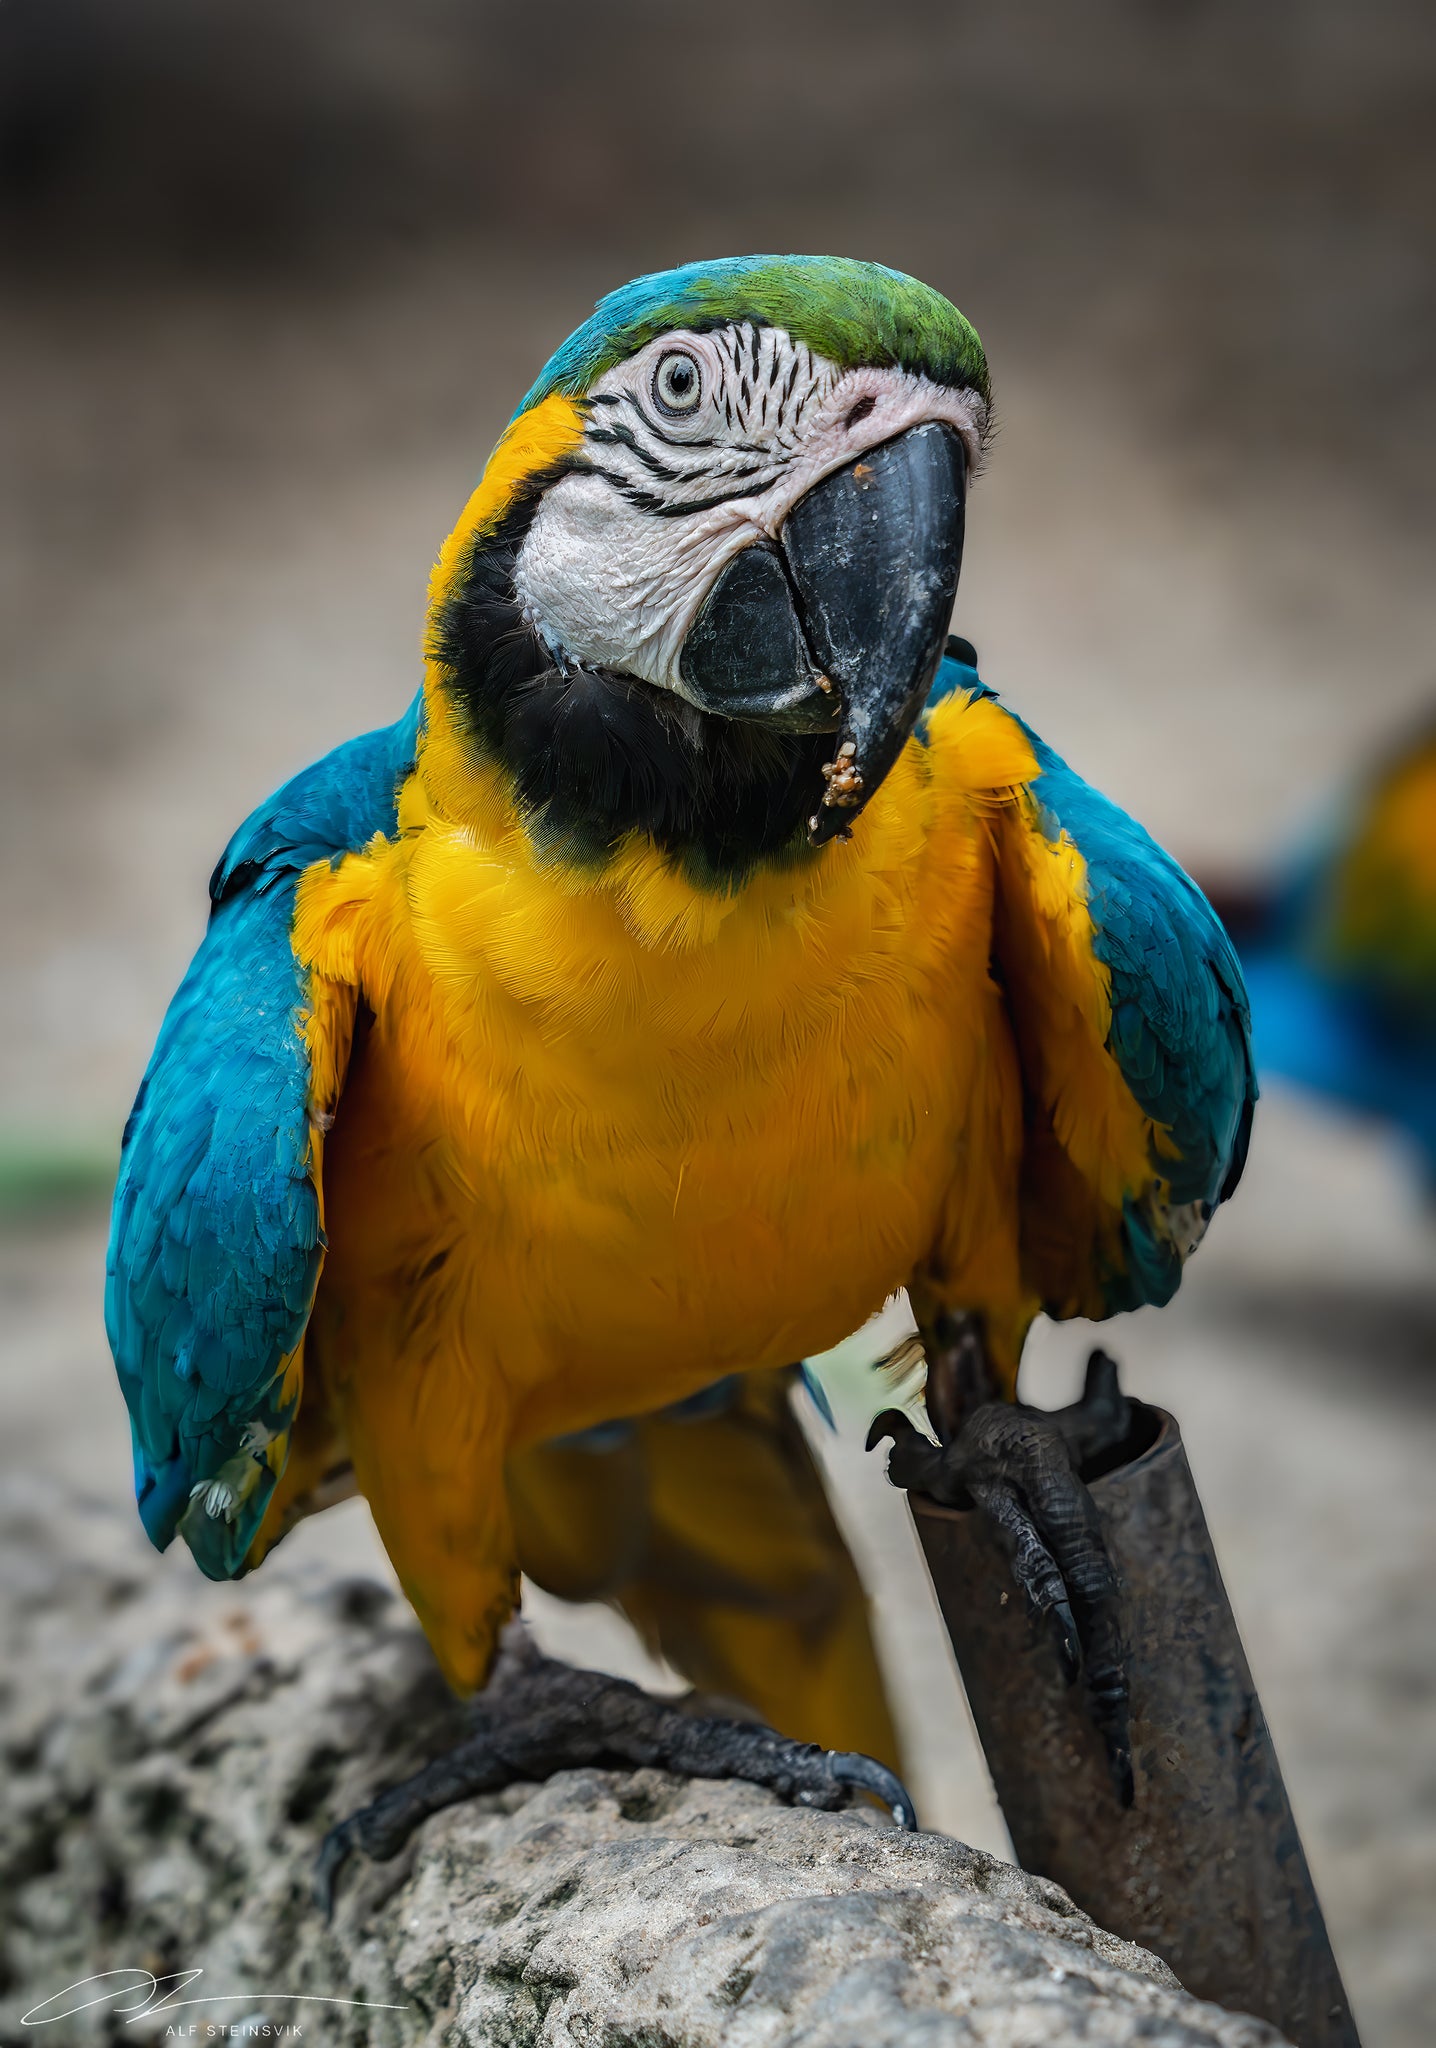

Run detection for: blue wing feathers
[[1023, 724, 1257, 1310], [931, 643, 1256, 1301], [108, 887, 320, 1571], [107, 695, 422, 1572], [1030, 734, 1255, 1194], [929, 645, 1254, 1312]]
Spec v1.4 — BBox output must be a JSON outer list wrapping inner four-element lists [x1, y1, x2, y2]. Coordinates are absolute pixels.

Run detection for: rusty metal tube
[[909, 1402, 1360, 2047]]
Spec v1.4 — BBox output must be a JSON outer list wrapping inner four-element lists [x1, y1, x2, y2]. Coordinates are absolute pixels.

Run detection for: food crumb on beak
[[819, 740, 864, 808]]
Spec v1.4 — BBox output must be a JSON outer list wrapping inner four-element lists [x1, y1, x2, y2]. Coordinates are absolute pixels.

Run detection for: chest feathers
[[290, 693, 1051, 1427]]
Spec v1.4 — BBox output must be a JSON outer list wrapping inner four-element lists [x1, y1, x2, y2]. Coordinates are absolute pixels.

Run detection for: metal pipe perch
[[909, 1401, 1360, 2048]]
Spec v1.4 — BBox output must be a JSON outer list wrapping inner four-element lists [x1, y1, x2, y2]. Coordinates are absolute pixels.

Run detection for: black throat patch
[[426, 487, 832, 882]]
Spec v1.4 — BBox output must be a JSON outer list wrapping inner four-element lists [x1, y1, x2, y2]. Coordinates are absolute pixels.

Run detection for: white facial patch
[[511, 326, 989, 699]]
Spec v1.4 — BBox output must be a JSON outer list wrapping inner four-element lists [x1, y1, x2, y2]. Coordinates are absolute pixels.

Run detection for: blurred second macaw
[[106, 256, 1255, 1895], [1214, 720, 1436, 1189]]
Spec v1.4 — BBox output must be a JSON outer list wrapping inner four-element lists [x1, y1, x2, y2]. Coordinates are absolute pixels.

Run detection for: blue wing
[[1030, 736, 1257, 1308], [105, 694, 422, 1577], [930, 643, 1256, 1316]]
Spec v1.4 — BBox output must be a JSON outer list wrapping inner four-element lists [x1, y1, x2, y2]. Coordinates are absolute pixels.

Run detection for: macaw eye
[[652, 350, 703, 416]]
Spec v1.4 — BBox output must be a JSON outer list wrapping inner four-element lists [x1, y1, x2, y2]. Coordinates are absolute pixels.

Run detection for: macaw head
[[426, 255, 990, 874]]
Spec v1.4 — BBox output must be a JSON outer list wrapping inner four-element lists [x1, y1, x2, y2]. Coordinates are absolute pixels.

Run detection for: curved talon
[[1083, 1347, 1123, 1409], [865, 1408, 963, 1504], [968, 1474, 1082, 1683], [826, 1749, 919, 1832], [870, 1369, 1135, 1807], [1058, 1348, 1132, 1467], [1098, 1710, 1135, 1809], [313, 1818, 360, 1921], [309, 1648, 921, 1918], [864, 1407, 921, 1453]]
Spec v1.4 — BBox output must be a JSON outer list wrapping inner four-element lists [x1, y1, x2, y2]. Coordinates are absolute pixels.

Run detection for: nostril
[[843, 395, 876, 432]]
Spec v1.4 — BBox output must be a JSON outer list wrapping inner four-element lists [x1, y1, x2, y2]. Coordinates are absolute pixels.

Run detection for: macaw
[[105, 256, 1255, 1895], [1211, 721, 1436, 1189]]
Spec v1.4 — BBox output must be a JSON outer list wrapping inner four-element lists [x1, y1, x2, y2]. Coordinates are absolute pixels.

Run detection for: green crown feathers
[[516, 255, 989, 418]]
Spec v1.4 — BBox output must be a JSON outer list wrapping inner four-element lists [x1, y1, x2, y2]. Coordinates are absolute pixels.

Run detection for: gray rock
[[0, 1476, 1288, 2046]]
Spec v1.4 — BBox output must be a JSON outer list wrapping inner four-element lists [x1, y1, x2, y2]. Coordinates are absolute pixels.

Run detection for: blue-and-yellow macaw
[[106, 256, 1255, 1882], [1214, 721, 1436, 1188]]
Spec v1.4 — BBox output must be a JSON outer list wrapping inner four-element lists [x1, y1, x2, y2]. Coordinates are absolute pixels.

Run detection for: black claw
[[1109, 1736, 1136, 1809], [310, 1642, 915, 1914], [865, 1407, 920, 1454], [874, 1377, 1133, 1805], [313, 1819, 358, 1920], [1057, 1348, 1134, 1467], [825, 1750, 919, 1831], [1086, 1660, 1135, 1806], [1082, 1347, 1122, 1408], [866, 1408, 969, 1506], [1048, 1599, 1082, 1685]]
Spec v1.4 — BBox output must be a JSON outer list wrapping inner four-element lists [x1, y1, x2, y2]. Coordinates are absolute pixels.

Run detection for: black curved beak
[[678, 422, 967, 842]]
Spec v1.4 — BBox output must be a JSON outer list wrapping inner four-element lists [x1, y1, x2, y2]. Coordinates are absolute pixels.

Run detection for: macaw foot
[[868, 1348, 1135, 1806], [314, 1624, 915, 1916]]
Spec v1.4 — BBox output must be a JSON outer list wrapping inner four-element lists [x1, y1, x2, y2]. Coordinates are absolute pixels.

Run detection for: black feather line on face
[[427, 482, 831, 882]]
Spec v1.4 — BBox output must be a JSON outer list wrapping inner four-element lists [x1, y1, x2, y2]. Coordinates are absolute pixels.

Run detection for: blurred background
[[2, 2, 1434, 2041]]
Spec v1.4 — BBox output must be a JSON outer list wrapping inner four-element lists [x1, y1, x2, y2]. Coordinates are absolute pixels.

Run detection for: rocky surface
[[0, 1476, 1288, 2047]]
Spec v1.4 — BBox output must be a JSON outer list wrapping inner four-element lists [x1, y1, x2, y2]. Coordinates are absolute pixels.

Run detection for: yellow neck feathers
[[421, 395, 589, 835]]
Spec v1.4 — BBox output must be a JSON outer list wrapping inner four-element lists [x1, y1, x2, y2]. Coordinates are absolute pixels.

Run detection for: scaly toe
[[871, 1394, 1131, 1798]]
